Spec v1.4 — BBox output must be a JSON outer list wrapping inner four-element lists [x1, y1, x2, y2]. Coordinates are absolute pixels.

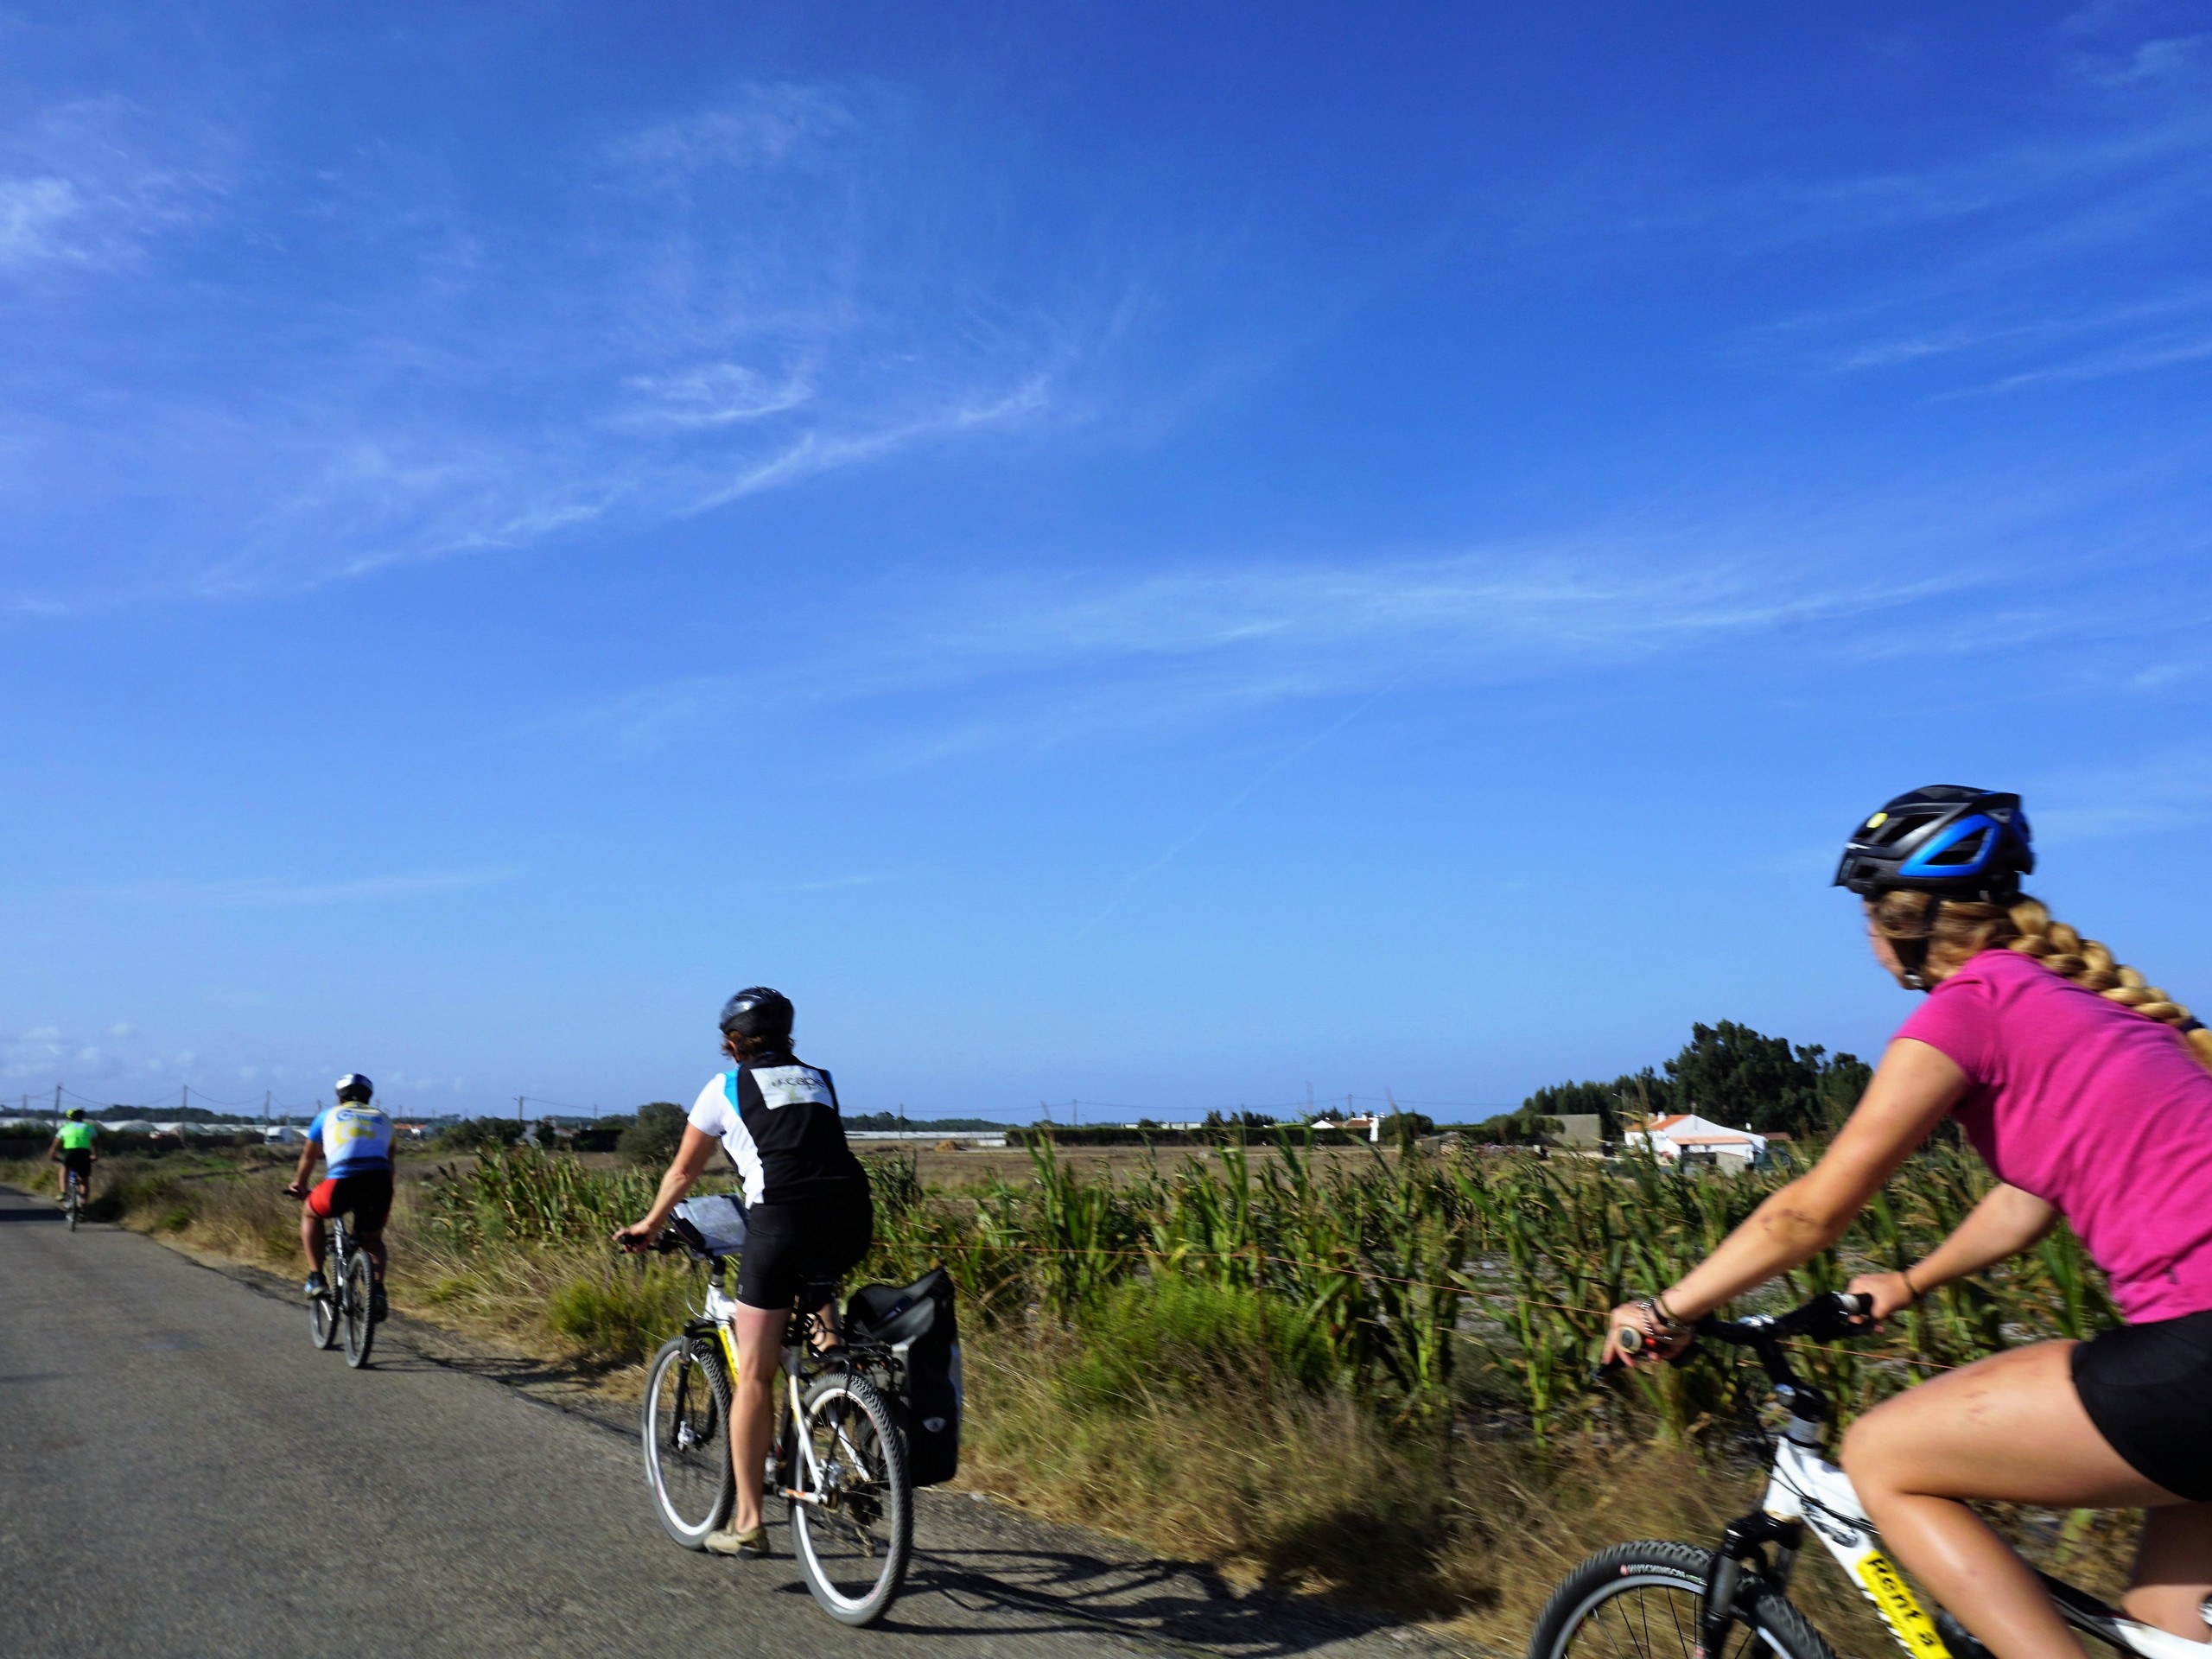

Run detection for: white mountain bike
[[1531, 1292, 2212, 1659], [639, 1227, 912, 1628]]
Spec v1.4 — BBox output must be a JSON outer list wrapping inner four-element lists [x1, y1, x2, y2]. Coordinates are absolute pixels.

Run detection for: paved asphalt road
[[0, 1185, 1451, 1659]]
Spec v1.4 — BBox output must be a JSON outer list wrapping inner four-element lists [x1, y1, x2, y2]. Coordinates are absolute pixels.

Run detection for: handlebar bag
[[670, 1194, 748, 1258], [844, 1267, 961, 1487]]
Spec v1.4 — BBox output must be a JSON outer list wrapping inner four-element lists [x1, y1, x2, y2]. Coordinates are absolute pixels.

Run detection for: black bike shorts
[[737, 1190, 874, 1313], [2073, 1308, 2212, 1500], [307, 1169, 394, 1232], [60, 1150, 92, 1178]]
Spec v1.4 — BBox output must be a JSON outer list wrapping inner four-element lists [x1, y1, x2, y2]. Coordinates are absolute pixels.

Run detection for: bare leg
[[299, 1205, 326, 1274], [2125, 1503, 2212, 1640], [359, 1229, 386, 1281], [1843, 1341, 2193, 1659], [728, 1303, 791, 1535]]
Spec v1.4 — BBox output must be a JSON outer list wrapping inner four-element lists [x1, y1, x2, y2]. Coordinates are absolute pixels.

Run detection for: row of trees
[[1516, 1020, 1873, 1143], [422, 1018, 1871, 1165]]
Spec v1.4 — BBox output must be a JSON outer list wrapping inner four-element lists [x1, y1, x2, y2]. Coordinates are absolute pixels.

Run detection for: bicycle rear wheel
[[341, 1250, 376, 1369], [310, 1287, 339, 1349], [790, 1370, 912, 1627], [642, 1334, 735, 1547], [65, 1177, 79, 1231], [1528, 1542, 1834, 1659]]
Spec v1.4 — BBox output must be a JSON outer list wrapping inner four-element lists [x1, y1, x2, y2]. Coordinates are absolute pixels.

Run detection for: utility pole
[[54, 1084, 62, 1129], [517, 1096, 525, 1133], [264, 1091, 271, 1128]]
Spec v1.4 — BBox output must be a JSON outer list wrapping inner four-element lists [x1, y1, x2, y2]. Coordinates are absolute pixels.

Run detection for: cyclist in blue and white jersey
[[285, 1073, 396, 1322]]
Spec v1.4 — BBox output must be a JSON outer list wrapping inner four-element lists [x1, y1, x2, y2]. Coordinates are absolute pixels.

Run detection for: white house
[[1625, 1113, 1770, 1169]]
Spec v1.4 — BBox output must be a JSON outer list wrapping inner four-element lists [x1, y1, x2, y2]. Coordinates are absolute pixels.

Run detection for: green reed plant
[[855, 1131, 2120, 1444]]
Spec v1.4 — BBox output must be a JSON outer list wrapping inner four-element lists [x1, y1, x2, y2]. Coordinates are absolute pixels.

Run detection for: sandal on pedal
[[704, 1525, 769, 1558]]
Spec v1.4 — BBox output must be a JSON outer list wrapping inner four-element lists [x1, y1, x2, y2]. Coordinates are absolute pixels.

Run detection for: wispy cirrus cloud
[[563, 536, 1993, 761], [1740, 23, 2212, 395], [0, 80, 1107, 609], [0, 98, 218, 274]]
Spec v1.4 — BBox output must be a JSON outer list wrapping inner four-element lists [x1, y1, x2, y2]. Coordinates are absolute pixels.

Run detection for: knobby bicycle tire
[[790, 1369, 912, 1628], [642, 1335, 736, 1548], [1528, 1541, 1836, 1659], [342, 1249, 376, 1369]]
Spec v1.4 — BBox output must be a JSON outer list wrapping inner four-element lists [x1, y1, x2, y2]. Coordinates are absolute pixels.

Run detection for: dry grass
[[3, 1141, 2150, 1647]]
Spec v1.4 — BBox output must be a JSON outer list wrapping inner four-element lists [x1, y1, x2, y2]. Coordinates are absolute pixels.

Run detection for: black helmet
[[65, 1106, 85, 1121], [719, 987, 794, 1046], [1834, 785, 2034, 904], [334, 1073, 374, 1103]]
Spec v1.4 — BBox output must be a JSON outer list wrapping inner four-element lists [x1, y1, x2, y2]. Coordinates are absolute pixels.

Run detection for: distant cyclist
[[286, 1073, 395, 1322], [48, 1107, 98, 1206], [615, 987, 875, 1559]]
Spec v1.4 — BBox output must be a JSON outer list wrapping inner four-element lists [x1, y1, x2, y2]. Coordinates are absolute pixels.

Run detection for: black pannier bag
[[843, 1267, 961, 1487]]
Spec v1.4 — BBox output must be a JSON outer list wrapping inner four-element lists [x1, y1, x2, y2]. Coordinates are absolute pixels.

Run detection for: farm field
[[0, 1135, 2143, 1649]]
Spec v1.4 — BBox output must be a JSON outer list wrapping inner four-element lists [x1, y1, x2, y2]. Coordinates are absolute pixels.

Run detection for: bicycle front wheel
[[1528, 1541, 1834, 1659], [790, 1370, 912, 1627], [341, 1252, 376, 1369], [642, 1335, 735, 1548]]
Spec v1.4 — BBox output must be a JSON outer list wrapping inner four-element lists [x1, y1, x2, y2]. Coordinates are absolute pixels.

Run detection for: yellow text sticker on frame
[[1853, 1551, 1951, 1658]]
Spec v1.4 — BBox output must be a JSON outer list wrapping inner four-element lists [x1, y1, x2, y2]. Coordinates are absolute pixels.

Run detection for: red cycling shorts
[[306, 1169, 394, 1230]]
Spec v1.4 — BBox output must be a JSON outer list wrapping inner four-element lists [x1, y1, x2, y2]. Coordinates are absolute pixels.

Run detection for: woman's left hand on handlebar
[[612, 1219, 656, 1252], [1603, 1300, 1694, 1367], [1845, 1269, 1916, 1323]]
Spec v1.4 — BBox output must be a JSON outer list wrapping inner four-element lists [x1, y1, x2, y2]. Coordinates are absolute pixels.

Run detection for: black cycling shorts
[[2073, 1308, 2212, 1500], [737, 1190, 874, 1313], [308, 1170, 394, 1232], [60, 1150, 92, 1178]]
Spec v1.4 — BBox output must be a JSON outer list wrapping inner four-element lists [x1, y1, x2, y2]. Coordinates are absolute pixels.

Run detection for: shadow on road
[[889, 1544, 1415, 1656], [0, 1205, 65, 1224]]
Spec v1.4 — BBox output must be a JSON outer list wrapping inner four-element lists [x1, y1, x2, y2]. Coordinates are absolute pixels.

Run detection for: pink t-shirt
[[1897, 946, 2212, 1324]]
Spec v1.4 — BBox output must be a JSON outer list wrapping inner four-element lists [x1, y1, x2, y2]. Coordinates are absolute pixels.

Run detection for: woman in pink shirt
[[1606, 785, 2212, 1659]]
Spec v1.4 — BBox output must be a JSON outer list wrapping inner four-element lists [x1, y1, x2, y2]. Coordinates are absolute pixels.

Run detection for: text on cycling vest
[[695, 1057, 863, 1206]]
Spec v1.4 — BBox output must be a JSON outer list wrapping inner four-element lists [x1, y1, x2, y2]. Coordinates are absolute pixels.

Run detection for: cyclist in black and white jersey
[[616, 987, 874, 1559]]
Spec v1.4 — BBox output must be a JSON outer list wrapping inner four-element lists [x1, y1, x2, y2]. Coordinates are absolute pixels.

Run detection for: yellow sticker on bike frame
[[1853, 1552, 1951, 1658]]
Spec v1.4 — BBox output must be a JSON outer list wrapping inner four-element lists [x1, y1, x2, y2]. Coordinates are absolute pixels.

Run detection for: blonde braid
[[1870, 890, 2212, 1076]]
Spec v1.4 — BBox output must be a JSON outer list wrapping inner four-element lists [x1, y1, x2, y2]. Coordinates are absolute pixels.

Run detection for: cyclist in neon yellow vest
[[48, 1108, 98, 1204]]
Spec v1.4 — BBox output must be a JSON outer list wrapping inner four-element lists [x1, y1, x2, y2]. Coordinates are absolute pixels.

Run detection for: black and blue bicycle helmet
[[1834, 785, 2034, 905]]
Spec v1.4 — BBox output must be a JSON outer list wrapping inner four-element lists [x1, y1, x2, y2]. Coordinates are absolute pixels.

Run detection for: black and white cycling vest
[[711, 1052, 868, 1208]]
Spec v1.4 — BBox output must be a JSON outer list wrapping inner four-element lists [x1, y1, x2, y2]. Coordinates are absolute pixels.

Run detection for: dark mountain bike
[[61, 1168, 85, 1232], [1530, 1292, 2204, 1659], [639, 1228, 913, 1627], [308, 1213, 377, 1370]]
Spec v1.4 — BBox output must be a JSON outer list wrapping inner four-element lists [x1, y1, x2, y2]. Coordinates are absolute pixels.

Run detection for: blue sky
[[5, 2, 2211, 1121]]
